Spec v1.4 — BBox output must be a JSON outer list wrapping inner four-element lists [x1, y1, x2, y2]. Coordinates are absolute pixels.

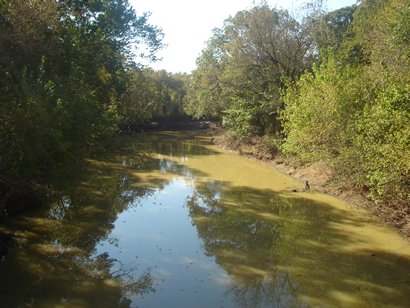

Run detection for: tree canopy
[[186, 2, 322, 137], [187, 0, 409, 209], [0, 0, 164, 209], [1, 0, 408, 216]]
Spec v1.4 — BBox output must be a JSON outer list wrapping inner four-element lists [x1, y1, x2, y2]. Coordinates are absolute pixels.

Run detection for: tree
[[281, 53, 365, 162], [0, 0, 163, 212], [348, 0, 410, 204], [187, 2, 323, 138], [281, 0, 410, 208], [118, 68, 189, 131], [313, 4, 357, 52]]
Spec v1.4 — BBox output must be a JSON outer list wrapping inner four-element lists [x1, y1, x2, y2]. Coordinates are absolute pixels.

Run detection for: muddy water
[[0, 131, 409, 307]]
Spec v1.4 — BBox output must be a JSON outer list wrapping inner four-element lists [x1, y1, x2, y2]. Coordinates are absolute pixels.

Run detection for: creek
[[0, 131, 409, 307]]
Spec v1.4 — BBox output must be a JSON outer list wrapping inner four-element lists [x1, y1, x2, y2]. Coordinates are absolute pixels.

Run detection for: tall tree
[[187, 2, 322, 137], [313, 4, 357, 52], [0, 0, 163, 212], [281, 0, 410, 208]]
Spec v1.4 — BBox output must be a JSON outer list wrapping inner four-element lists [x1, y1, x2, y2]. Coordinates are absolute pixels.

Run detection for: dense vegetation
[[118, 69, 189, 131], [1, 0, 408, 221], [0, 0, 187, 214], [187, 0, 409, 213]]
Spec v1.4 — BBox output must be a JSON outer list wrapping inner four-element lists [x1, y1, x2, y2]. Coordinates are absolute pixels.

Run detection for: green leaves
[[0, 0, 163, 201], [223, 98, 260, 140], [280, 0, 410, 207], [118, 69, 189, 130], [187, 2, 322, 137], [355, 82, 410, 202], [281, 53, 362, 161]]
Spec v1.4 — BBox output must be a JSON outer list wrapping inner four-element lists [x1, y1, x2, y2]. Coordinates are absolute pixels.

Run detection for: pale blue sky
[[130, 0, 358, 73]]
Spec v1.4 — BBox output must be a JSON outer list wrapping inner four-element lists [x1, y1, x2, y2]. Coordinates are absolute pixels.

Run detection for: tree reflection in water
[[0, 153, 157, 307], [228, 274, 300, 308], [2, 132, 410, 307], [185, 180, 307, 307]]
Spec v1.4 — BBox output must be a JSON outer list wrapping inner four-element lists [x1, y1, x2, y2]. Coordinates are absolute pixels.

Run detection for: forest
[[0, 0, 409, 225], [186, 0, 409, 223], [0, 0, 188, 215]]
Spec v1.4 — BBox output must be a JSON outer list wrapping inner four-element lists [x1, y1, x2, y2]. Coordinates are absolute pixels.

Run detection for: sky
[[130, 0, 358, 73]]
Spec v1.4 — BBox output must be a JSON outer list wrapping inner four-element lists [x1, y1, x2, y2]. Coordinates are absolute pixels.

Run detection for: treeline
[[186, 0, 409, 209], [119, 69, 189, 131], [0, 0, 187, 213]]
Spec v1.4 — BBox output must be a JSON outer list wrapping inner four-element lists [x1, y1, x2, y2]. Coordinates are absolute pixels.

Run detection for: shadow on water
[[186, 180, 410, 307], [113, 131, 219, 158], [0, 131, 409, 307], [0, 163, 156, 307], [0, 131, 218, 307]]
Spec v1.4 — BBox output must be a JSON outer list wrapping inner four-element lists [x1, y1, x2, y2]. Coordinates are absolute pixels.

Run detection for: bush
[[280, 52, 364, 162], [222, 97, 260, 140], [354, 82, 410, 203]]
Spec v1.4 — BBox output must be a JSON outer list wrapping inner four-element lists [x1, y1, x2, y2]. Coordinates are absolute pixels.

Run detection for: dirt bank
[[212, 130, 410, 240]]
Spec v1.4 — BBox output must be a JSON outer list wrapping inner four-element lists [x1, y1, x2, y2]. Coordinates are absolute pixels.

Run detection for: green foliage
[[281, 0, 410, 206], [149, 70, 189, 119], [0, 0, 163, 207], [118, 69, 159, 129], [222, 98, 260, 140], [186, 2, 322, 137], [185, 32, 230, 119], [119, 69, 189, 130], [313, 5, 357, 52], [355, 81, 410, 203], [281, 53, 365, 161]]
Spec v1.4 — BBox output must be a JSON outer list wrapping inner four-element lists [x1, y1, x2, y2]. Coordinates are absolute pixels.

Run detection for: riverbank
[[2, 129, 409, 307], [211, 129, 410, 240]]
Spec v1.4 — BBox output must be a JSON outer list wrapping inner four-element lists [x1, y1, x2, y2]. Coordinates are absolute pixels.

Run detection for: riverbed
[[0, 131, 409, 307]]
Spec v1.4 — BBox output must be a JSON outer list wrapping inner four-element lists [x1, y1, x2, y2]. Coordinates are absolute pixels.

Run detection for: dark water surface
[[1, 131, 409, 307]]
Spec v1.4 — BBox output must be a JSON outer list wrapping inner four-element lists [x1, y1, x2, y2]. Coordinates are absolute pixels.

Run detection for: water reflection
[[159, 156, 193, 178], [0, 131, 409, 307], [0, 132, 220, 307], [186, 185, 303, 307], [0, 158, 157, 306], [48, 196, 72, 221], [186, 177, 410, 307], [228, 274, 299, 308]]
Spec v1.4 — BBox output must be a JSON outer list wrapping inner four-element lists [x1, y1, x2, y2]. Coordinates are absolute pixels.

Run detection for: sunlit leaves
[[0, 0, 163, 204], [187, 2, 322, 136], [281, 0, 410, 207]]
